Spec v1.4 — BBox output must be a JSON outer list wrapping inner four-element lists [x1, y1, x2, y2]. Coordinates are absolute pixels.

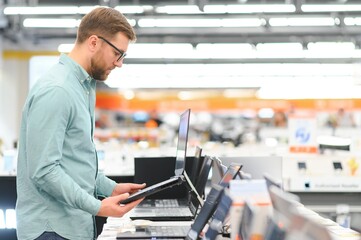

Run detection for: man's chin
[[95, 75, 108, 82]]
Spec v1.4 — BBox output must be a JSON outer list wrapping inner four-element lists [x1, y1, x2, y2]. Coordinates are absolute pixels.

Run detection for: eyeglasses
[[98, 36, 126, 62]]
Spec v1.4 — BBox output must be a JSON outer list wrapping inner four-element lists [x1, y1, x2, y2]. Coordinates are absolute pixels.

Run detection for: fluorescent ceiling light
[[306, 42, 357, 58], [138, 18, 263, 27], [4, 5, 150, 15], [126, 43, 194, 58], [77, 6, 98, 14], [26, 17, 135, 28], [23, 18, 80, 28], [204, 4, 296, 13], [156, 5, 202, 14], [302, 4, 361, 12], [115, 5, 154, 14], [344, 17, 361, 26], [4, 6, 79, 15], [196, 43, 255, 58], [58, 42, 361, 59], [307, 42, 355, 51], [269, 17, 335, 26], [256, 43, 303, 52]]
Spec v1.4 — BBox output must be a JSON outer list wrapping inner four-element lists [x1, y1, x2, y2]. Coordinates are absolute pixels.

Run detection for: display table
[[98, 207, 361, 240]]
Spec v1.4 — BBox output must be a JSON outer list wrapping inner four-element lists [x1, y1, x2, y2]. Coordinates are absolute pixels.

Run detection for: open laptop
[[117, 184, 226, 240], [203, 188, 233, 240], [120, 109, 191, 205], [129, 154, 211, 221]]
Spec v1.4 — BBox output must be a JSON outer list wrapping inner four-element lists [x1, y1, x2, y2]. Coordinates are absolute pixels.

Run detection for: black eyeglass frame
[[98, 36, 126, 61]]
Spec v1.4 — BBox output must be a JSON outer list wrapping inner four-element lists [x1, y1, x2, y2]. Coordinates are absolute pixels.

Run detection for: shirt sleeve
[[26, 86, 101, 215], [96, 172, 117, 197]]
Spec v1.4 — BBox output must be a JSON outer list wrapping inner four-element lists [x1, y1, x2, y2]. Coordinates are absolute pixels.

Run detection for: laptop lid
[[189, 145, 203, 186], [268, 185, 300, 225], [175, 108, 191, 176], [239, 199, 257, 240], [188, 155, 213, 215], [263, 172, 283, 191], [219, 163, 243, 188], [119, 109, 191, 205], [204, 188, 233, 240], [134, 156, 188, 199], [186, 184, 225, 240]]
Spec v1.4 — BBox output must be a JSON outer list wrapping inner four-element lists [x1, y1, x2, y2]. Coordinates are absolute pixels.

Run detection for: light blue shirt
[[16, 54, 117, 240]]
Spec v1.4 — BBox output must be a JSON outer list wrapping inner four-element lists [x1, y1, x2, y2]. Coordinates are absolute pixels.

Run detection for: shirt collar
[[59, 53, 94, 86]]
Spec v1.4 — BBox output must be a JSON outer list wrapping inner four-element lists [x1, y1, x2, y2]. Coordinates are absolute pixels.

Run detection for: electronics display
[[119, 109, 190, 204]]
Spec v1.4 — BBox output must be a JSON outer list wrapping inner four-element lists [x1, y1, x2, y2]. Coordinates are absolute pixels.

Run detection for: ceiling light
[[155, 5, 202, 14], [302, 4, 361, 12], [126, 43, 194, 58], [306, 42, 357, 58], [59, 42, 361, 59], [307, 42, 355, 51], [196, 43, 255, 58], [269, 17, 335, 26], [344, 17, 361, 26], [203, 4, 296, 14], [4, 6, 79, 15], [114, 5, 154, 14], [256, 43, 303, 52], [4, 5, 151, 15], [23, 18, 80, 28], [28, 17, 135, 29], [138, 18, 263, 27]]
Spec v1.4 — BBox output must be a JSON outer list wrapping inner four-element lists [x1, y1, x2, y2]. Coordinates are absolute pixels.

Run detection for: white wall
[[0, 56, 29, 149]]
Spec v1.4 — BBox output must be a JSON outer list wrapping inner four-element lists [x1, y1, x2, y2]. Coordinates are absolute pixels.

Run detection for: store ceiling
[[2, 0, 361, 63]]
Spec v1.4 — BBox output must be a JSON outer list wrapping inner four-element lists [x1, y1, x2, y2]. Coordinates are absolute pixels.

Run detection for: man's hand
[[96, 193, 144, 217], [111, 183, 146, 196]]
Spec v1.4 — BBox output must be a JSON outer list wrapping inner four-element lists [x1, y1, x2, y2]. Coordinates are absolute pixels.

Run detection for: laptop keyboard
[[154, 199, 180, 207], [147, 225, 189, 237], [154, 208, 191, 216]]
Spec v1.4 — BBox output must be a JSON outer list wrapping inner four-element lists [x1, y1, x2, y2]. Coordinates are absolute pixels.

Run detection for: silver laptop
[[117, 184, 226, 240], [120, 109, 191, 205]]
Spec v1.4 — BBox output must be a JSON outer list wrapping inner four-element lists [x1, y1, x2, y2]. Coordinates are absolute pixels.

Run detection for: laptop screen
[[205, 188, 233, 240], [219, 164, 242, 187], [189, 145, 203, 186], [186, 184, 225, 240], [175, 109, 191, 176]]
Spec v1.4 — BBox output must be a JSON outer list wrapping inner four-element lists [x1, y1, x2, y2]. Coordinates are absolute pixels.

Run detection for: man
[[16, 7, 145, 240]]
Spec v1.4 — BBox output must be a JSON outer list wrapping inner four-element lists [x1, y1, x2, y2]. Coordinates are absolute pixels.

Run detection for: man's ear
[[88, 35, 99, 53]]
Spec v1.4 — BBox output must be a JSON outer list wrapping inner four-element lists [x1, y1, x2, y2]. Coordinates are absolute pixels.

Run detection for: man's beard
[[90, 56, 108, 81]]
